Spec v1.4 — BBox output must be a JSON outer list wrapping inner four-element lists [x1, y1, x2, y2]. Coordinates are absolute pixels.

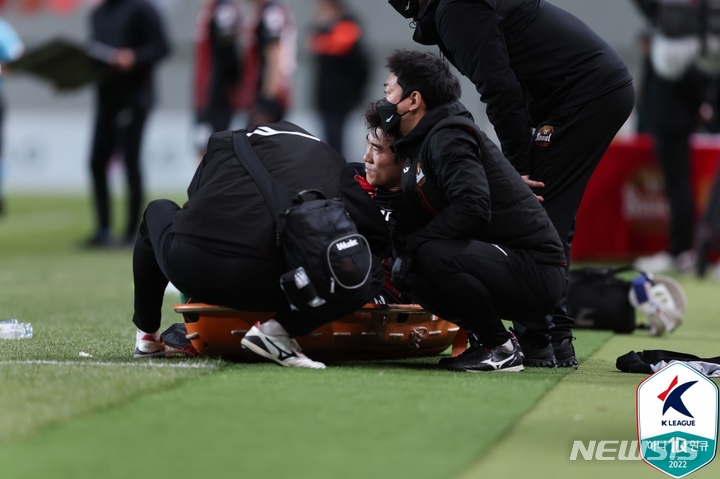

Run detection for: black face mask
[[377, 97, 408, 135], [388, 0, 420, 19]]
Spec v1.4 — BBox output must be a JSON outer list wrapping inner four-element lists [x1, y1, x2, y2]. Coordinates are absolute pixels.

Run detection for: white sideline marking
[[0, 360, 218, 370]]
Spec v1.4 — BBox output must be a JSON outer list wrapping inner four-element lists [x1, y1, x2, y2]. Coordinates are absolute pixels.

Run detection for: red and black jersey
[[193, 0, 242, 130], [236, 0, 296, 110]]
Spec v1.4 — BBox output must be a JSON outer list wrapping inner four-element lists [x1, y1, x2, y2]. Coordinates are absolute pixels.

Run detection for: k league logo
[[637, 362, 719, 477]]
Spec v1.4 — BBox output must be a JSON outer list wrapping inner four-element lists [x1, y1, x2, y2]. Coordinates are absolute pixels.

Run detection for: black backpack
[[232, 131, 374, 314], [566, 266, 637, 334]]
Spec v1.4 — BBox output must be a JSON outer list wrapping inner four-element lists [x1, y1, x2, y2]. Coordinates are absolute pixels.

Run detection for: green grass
[[1, 194, 719, 478]]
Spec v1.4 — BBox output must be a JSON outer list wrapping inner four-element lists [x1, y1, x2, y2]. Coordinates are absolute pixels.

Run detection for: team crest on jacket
[[535, 125, 554, 147], [416, 163, 426, 187]]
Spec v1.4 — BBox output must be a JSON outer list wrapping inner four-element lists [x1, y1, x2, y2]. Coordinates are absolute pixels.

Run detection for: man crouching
[[131, 121, 390, 368], [365, 50, 568, 372]]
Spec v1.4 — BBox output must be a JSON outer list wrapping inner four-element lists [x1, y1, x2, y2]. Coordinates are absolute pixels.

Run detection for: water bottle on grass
[[0, 319, 33, 339]]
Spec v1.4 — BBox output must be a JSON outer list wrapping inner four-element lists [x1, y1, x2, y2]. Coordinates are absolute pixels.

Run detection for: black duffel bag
[[566, 266, 637, 334]]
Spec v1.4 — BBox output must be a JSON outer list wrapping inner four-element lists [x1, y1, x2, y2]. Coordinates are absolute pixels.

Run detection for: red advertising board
[[571, 133, 720, 261]]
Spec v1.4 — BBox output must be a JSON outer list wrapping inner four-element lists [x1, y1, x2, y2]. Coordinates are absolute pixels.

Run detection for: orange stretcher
[[173, 302, 461, 361]]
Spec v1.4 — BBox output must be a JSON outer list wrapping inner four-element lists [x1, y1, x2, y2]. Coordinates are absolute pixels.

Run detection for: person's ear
[[408, 91, 423, 112]]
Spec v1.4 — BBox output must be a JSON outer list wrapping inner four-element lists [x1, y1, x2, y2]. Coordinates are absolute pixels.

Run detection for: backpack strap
[[232, 130, 294, 244]]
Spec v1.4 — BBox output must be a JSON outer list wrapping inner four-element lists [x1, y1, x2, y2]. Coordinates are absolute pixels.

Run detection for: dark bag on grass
[[566, 266, 636, 334], [232, 131, 373, 314]]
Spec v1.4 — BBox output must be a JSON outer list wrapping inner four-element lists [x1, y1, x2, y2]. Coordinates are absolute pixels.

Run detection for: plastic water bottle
[[0, 319, 33, 339]]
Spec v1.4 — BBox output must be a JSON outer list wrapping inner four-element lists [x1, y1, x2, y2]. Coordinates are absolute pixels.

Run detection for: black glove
[[391, 255, 414, 291]]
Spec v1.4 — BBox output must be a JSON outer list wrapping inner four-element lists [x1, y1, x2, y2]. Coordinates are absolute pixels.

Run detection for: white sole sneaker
[[241, 325, 325, 369], [133, 333, 167, 358]]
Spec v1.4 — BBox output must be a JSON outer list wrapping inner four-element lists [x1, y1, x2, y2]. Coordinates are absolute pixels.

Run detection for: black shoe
[[553, 337, 578, 369], [438, 346, 479, 366], [446, 336, 524, 373], [513, 329, 557, 368], [438, 331, 482, 366], [80, 231, 113, 249], [518, 340, 558, 368]]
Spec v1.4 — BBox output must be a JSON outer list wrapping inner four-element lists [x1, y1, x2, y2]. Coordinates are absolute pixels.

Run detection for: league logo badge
[[534, 125, 554, 147], [416, 163, 426, 187], [637, 362, 719, 477]]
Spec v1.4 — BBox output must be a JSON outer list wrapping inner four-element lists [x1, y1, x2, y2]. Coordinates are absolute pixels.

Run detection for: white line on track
[[0, 360, 219, 369]]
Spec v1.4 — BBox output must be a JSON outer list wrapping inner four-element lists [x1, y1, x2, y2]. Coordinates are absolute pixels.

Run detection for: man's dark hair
[[386, 50, 461, 110], [365, 101, 399, 161], [365, 101, 393, 139]]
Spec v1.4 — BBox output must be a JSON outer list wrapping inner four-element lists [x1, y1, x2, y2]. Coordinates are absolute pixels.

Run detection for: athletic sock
[[258, 319, 289, 337], [136, 328, 161, 342], [499, 338, 514, 352]]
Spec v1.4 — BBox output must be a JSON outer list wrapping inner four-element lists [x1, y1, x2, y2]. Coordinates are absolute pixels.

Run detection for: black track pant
[[89, 104, 149, 239], [132, 199, 382, 337], [407, 239, 565, 348], [652, 128, 695, 256], [523, 83, 636, 344], [320, 110, 348, 157]]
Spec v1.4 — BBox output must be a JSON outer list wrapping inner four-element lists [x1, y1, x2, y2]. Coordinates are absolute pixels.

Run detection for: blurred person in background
[[388, 0, 634, 369], [192, 0, 242, 157], [306, 0, 369, 158], [631, 1, 711, 273], [84, 0, 170, 247], [239, 0, 296, 128], [0, 16, 23, 216]]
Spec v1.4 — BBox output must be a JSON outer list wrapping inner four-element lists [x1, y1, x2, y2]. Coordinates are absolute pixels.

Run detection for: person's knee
[[142, 199, 179, 226]]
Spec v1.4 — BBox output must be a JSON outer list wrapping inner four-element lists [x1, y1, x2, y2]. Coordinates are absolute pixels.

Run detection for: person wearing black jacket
[[85, 0, 170, 247], [631, 1, 709, 273], [306, 0, 369, 158], [388, 0, 635, 368], [193, 0, 242, 156], [371, 50, 567, 372], [131, 121, 390, 368]]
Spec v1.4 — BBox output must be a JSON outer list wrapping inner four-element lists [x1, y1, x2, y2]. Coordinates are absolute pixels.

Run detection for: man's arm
[[129, 2, 171, 70], [435, 1, 533, 174], [403, 128, 491, 254]]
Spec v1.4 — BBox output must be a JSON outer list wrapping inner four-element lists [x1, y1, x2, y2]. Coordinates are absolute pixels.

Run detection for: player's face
[[363, 128, 402, 191]]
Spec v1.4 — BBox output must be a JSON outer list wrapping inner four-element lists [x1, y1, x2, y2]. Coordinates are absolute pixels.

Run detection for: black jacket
[[308, 15, 369, 113], [172, 121, 390, 259], [414, 0, 632, 174], [391, 101, 566, 265], [91, 0, 170, 109]]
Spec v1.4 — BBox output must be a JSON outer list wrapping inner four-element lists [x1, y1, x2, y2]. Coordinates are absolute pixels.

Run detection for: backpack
[[567, 266, 687, 336], [231, 130, 374, 315], [566, 266, 637, 334]]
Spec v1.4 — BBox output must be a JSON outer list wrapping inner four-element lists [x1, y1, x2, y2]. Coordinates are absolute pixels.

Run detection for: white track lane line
[[0, 360, 219, 369]]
